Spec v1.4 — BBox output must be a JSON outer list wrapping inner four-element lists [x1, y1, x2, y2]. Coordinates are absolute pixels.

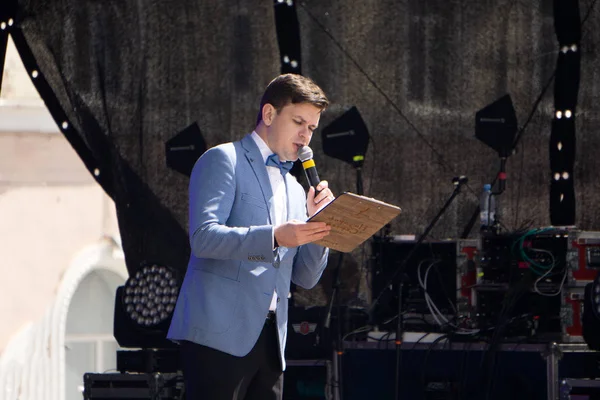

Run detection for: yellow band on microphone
[[302, 159, 315, 169]]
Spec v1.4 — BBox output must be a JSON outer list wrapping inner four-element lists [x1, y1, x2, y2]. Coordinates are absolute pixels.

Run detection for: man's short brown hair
[[256, 74, 329, 126]]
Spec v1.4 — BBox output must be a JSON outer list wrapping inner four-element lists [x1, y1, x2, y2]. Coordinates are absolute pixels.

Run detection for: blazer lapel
[[241, 135, 277, 225]]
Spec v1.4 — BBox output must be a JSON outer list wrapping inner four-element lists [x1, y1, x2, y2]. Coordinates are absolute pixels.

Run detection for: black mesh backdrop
[[297, 0, 600, 239], [8, 0, 600, 302]]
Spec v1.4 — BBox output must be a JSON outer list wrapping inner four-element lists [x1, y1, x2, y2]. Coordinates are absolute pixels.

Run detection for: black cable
[[485, 317, 536, 400], [370, 180, 467, 321], [512, 113, 531, 230], [352, 138, 383, 307], [511, 72, 557, 152], [408, 332, 433, 351], [431, 261, 458, 315], [581, 0, 599, 30], [373, 331, 394, 350], [359, 136, 390, 301], [420, 334, 449, 397], [457, 340, 473, 400], [480, 274, 532, 400], [402, 316, 434, 328], [366, 135, 378, 198]]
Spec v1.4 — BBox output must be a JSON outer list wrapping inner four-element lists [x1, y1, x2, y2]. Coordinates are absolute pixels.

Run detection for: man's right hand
[[274, 220, 331, 248]]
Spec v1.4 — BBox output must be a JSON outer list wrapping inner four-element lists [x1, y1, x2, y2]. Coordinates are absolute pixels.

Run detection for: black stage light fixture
[[321, 106, 370, 168], [583, 273, 600, 351], [165, 122, 206, 177], [549, 115, 576, 226], [475, 94, 517, 158], [475, 94, 518, 196], [273, 0, 302, 74], [549, 0, 580, 227], [114, 262, 181, 349], [554, 0, 581, 46]]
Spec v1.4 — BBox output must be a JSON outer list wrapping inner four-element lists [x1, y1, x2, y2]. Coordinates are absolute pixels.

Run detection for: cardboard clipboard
[[307, 192, 402, 253]]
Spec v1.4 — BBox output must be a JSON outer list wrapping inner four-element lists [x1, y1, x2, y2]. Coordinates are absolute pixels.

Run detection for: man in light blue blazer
[[167, 74, 334, 400]]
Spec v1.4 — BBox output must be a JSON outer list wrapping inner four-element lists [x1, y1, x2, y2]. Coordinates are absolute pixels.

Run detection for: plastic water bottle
[[480, 184, 495, 231]]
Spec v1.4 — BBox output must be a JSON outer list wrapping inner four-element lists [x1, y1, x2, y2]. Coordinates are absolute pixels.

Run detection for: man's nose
[[300, 127, 311, 140]]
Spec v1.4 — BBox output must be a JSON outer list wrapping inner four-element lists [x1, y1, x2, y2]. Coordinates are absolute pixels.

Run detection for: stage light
[[321, 106, 370, 168], [590, 277, 600, 318], [122, 264, 179, 328], [553, 0, 581, 46], [165, 122, 207, 177], [114, 263, 181, 349], [475, 94, 517, 158], [475, 94, 518, 196], [583, 273, 600, 351]]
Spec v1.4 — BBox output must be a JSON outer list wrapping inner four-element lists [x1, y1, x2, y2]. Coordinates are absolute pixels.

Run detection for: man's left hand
[[307, 180, 335, 218]]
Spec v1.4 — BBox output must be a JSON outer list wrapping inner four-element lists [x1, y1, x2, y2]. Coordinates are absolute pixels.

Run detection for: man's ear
[[262, 104, 275, 126]]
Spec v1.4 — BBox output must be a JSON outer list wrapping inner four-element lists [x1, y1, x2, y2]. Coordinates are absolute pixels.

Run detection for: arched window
[[65, 269, 125, 400]]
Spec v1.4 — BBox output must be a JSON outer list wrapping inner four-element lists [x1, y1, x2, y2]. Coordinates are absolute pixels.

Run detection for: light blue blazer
[[167, 134, 329, 369]]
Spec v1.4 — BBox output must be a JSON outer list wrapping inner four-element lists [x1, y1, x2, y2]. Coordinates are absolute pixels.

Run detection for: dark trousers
[[180, 316, 283, 400]]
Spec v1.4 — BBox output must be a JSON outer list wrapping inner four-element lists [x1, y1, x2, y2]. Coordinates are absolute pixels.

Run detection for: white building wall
[[0, 35, 126, 400], [0, 239, 128, 400], [0, 35, 121, 355]]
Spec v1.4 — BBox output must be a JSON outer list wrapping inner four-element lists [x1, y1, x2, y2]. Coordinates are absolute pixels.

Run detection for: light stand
[[323, 158, 365, 400], [321, 106, 370, 400], [489, 156, 508, 234]]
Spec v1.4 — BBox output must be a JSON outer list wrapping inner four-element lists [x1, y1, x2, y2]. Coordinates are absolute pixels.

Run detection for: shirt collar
[[251, 131, 275, 164]]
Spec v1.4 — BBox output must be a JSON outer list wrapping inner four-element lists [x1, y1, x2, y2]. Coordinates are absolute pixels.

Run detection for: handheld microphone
[[297, 146, 321, 195]]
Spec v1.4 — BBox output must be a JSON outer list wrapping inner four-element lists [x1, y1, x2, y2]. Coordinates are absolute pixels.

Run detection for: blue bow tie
[[266, 154, 294, 176]]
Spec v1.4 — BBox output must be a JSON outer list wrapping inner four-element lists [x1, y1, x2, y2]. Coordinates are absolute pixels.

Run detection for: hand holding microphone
[[297, 146, 335, 217]]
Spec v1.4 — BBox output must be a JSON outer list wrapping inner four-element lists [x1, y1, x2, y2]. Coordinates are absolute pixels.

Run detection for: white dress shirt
[[251, 131, 287, 311]]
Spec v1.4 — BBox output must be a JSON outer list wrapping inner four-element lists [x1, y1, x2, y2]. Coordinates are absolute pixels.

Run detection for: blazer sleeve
[[188, 146, 275, 262], [291, 243, 329, 289], [289, 181, 329, 289]]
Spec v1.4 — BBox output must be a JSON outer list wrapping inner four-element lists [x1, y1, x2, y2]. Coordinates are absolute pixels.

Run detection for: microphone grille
[[298, 146, 313, 162]]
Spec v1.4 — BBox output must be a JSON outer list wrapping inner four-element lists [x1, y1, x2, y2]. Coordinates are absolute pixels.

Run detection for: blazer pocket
[[241, 193, 267, 210], [192, 270, 239, 334], [196, 261, 241, 281]]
